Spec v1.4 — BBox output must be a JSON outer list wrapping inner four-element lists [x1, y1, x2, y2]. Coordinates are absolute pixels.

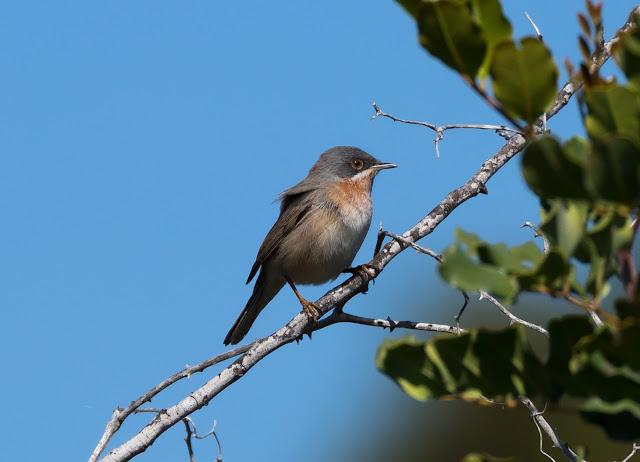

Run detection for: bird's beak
[[371, 162, 397, 171]]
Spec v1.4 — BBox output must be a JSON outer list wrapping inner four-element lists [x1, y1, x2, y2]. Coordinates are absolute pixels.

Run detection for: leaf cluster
[[379, 1, 640, 455]]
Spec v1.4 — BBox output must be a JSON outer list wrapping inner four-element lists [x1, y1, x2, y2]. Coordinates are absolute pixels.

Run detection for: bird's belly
[[276, 207, 372, 285]]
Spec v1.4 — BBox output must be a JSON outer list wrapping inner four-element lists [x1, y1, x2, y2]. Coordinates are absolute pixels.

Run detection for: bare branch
[[525, 12, 544, 42], [89, 343, 252, 462], [479, 291, 549, 336], [371, 102, 523, 157], [621, 443, 640, 462], [382, 230, 442, 260], [183, 419, 196, 462], [520, 397, 582, 462], [521, 221, 550, 253], [309, 308, 463, 335], [183, 418, 222, 462]]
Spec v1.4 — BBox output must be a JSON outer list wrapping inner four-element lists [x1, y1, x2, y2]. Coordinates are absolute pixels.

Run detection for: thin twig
[[382, 230, 442, 260], [621, 443, 640, 462], [533, 413, 557, 462], [371, 102, 523, 157], [521, 221, 550, 253], [520, 397, 582, 462], [183, 419, 196, 462], [479, 291, 549, 336], [89, 344, 252, 462], [183, 418, 222, 462], [454, 290, 470, 333], [525, 12, 544, 42], [308, 309, 463, 335]]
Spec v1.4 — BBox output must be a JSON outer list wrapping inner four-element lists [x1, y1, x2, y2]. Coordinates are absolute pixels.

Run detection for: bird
[[223, 146, 396, 345]]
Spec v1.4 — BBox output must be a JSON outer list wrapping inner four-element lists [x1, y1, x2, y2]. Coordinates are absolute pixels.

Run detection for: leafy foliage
[[490, 38, 558, 123], [397, 0, 557, 123], [383, 0, 640, 452]]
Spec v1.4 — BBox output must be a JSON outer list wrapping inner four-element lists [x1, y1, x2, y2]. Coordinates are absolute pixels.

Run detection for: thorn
[[386, 316, 396, 333]]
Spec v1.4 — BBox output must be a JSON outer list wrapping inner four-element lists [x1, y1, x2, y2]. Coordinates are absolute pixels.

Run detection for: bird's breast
[[326, 175, 374, 231], [275, 179, 374, 285]]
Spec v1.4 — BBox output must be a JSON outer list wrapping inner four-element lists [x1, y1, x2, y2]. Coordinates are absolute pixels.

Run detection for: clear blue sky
[[1, 1, 637, 461]]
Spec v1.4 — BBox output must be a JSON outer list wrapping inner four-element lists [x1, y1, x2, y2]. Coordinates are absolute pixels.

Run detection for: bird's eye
[[350, 159, 364, 170]]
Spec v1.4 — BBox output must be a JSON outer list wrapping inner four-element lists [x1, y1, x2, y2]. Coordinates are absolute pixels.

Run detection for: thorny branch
[[478, 290, 549, 336], [520, 397, 582, 462], [381, 224, 548, 336], [621, 443, 640, 462], [370, 102, 522, 157], [90, 11, 639, 462]]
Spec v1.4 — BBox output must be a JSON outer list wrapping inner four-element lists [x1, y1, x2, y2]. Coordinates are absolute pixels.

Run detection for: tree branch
[[520, 397, 582, 462], [479, 290, 549, 336], [371, 102, 522, 157]]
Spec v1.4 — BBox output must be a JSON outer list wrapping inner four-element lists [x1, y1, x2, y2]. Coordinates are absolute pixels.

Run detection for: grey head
[[307, 146, 396, 182], [277, 146, 396, 205]]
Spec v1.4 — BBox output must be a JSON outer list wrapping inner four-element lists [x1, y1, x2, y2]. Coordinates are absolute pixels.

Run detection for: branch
[[371, 102, 522, 157], [479, 290, 549, 336], [520, 397, 582, 462], [621, 443, 640, 462], [309, 308, 463, 335], [91, 12, 636, 462]]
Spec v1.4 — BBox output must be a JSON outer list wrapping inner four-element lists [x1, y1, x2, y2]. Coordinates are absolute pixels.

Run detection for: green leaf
[[585, 136, 640, 207], [490, 37, 558, 123], [415, 0, 487, 78], [396, 0, 422, 18], [439, 238, 518, 300], [540, 200, 588, 259], [469, 0, 512, 80], [616, 14, 640, 91], [440, 229, 575, 303], [376, 327, 544, 403], [585, 85, 640, 145], [581, 398, 640, 441], [521, 137, 591, 200]]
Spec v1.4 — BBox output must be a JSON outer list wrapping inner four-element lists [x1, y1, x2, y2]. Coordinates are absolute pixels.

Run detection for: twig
[[621, 443, 640, 462], [308, 309, 463, 335], [371, 102, 522, 157], [382, 230, 442, 260], [89, 343, 252, 462], [525, 12, 544, 42], [183, 419, 196, 462], [454, 290, 470, 333], [520, 397, 582, 462], [183, 418, 222, 462], [533, 408, 557, 461], [521, 221, 550, 253], [479, 291, 549, 336]]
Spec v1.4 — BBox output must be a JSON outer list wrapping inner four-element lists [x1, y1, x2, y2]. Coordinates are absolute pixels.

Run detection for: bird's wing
[[246, 192, 314, 284]]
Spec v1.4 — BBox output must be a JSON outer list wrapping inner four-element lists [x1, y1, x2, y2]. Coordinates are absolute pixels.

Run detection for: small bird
[[224, 146, 396, 345]]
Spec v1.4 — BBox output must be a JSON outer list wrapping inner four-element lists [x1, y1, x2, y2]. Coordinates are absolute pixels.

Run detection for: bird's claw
[[302, 300, 320, 321], [343, 264, 376, 292]]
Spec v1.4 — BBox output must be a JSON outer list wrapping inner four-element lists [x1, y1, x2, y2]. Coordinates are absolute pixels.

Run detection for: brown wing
[[246, 193, 313, 284]]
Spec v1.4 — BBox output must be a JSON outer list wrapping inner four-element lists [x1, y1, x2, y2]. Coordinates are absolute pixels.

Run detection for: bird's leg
[[285, 276, 319, 321]]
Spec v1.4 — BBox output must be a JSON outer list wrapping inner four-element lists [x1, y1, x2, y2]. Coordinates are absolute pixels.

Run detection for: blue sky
[[1, 1, 638, 461]]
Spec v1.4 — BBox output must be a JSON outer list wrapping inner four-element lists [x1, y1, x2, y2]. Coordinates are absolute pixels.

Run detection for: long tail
[[224, 270, 285, 345]]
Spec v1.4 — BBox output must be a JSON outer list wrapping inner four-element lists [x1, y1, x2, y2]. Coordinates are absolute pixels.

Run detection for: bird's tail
[[223, 270, 285, 345]]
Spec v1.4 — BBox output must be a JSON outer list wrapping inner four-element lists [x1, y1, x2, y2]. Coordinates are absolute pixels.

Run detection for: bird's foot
[[344, 264, 376, 280], [302, 299, 320, 321], [343, 264, 376, 293]]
